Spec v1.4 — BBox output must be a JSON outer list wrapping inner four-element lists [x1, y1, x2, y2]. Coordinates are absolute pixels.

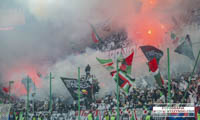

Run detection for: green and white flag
[[111, 70, 135, 94], [97, 52, 135, 94], [96, 57, 115, 71]]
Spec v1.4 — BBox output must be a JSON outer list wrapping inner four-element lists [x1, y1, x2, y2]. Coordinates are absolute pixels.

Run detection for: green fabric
[[95, 114, 99, 120], [19, 112, 23, 120], [130, 115, 135, 120], [126, 66, 132, 75], [112, 70, 135, 94], [96, 57, 114, 71], [111, 116, 115, 120], [15, 115, 18, 120], [160, 91, 163, 97], [96, 57, 113, 65], [198, 113, 200, 120], [88, 113, 93, 120], [145, 115, 151, 120], [32, 117, 36, 120], [38, 117, 42, 120], [20, 116, 25, 120], [105, 115, 109, 120], [118, 52, 124, 62], [154, 72, 163, 87]]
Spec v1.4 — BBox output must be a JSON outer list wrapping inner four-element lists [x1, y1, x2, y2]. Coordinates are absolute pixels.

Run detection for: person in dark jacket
[[85, 64, 91, 80], [9, 112, 15, 120]]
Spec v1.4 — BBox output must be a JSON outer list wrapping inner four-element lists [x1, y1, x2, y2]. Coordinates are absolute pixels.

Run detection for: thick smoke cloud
[[0, 0, 200, 99]]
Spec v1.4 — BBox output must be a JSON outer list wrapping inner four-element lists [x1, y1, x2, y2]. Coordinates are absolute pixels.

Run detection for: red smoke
[[130, 15, 168, 47], [128, 0, 171, 47], [5, 63, 44, 96]]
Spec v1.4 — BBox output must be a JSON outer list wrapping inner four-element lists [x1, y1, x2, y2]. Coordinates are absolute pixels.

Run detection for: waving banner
[[140, 45, 163, 64], [105, 46, 135, 61], [140, 46, 164, 87], [175, 34, 195, 60], [61, 77, 93, 100], [97, 52, 135, 94], [148, 58, 164, 87]]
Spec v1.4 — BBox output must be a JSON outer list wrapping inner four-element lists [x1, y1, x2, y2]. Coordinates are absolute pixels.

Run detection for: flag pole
[[167, 48, 171, 105], [9, 81, 14, 103], [78, 67, 81, 120], [182, 50, 200, 101], [49, 72, 52, 112], [26, 76, 30, 119], [116, 59, 120, 120]]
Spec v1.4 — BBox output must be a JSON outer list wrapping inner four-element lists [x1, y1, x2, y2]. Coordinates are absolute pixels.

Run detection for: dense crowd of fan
[[93, 29, 131, 51], [0, 71, 200, 119]]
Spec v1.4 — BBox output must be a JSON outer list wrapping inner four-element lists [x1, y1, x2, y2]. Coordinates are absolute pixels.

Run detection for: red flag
[[2, 87, 9, 93], [120, 51, 134, 74], [148, 58, 158, 72], [125, 52, 134, 66], [148, 58, 164, 87]]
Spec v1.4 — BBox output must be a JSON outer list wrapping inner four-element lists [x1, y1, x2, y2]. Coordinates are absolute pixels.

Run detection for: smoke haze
[[0, 0, 200, 98]]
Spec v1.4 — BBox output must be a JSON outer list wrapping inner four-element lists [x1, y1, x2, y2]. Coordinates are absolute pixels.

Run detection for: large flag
[[175, 34, 195, 60], [111, 71, 135, 94], [140, 45, 163, 64], [148, 58, 164, 87], [91, 24, 102, 43], [120, 51, 134, 75], [96, 57, 114, 71], [96, 52, 135, 94], [61, 77, 93, 100]]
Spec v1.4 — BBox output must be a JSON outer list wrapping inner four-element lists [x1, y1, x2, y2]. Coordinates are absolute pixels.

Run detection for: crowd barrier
[[2, 105, 199, 120]]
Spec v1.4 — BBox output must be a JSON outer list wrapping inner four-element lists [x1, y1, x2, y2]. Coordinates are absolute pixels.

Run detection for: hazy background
[[0, 0, 200, 99]]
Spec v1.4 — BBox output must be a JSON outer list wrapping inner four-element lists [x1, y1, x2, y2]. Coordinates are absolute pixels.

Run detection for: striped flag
[[91, 24, 102, 43], [111, 70, 135, 94], [148, 58, 164, 87], [120, 51, 134, 75], [96, 57, 114, 71], [96, 52, 135, 94]]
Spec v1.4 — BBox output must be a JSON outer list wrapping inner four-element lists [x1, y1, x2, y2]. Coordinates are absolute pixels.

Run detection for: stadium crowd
[[0, 71, 200, 120]]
